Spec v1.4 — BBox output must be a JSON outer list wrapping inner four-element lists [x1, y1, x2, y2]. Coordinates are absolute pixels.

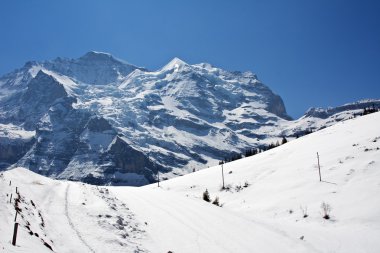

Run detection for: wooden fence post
[[12, 223, 19, 246], [9, 193, 12, 203], [317, 152, 322, 182]]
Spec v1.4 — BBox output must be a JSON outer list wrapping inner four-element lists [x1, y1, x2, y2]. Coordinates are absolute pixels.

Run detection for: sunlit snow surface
[[1, 112, 379, 252]]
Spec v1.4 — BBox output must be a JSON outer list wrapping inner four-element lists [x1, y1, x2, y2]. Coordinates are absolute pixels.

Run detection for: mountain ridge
[[0, 52, 379, 185]]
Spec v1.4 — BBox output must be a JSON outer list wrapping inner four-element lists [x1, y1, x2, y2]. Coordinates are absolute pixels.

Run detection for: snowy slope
[[1, 112, 379, 252], [0, 169, 150, 253], [140, 111, 380, 253]]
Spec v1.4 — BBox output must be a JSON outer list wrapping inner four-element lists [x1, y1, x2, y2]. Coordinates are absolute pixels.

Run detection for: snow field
[[142, 112, 380, 253], [0, 112, 379, 252]]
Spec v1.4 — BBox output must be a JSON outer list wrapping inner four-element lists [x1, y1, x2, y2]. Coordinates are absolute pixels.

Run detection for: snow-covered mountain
[[1, 112, 379, 252], [0, 52, 379, 185], [280, 99, 380, 137]]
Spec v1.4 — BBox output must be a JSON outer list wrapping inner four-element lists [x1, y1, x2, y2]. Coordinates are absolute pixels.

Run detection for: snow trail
[[64, 183, 95, 253], [112, 187, 320, 253]]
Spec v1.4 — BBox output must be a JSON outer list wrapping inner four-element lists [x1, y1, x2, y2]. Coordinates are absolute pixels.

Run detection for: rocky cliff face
[[0, 59, 158, 185], [0, 52, 377, 185], [0, 127, 34, 169]]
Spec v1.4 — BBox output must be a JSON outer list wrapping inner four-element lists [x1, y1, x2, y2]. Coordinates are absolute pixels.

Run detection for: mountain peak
[[35, 69, 53, 79], [170, 57, 187, 65], [36, 51, 144, 85], [79, 51, 114, 61], [161, 57, 189, 71], [77, 51, 141, 70]]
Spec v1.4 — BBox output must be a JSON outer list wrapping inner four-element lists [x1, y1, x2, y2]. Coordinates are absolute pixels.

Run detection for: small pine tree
[[281, 136, 288, 145], [245, 149, 253, 157], [304, 129, 313, 135], [203, 189, 211, 202]]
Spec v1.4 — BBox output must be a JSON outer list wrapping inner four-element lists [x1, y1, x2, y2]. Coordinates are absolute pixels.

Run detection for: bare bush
[[300, 206, 308, 218], [321, 202, 332, 219], [212, 197, 220, 206]]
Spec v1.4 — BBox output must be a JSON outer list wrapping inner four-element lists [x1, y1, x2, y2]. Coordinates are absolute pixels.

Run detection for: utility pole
[[157, 170, 160, 187], [317, 152, 322, 182], [221, 162, 225, 189]]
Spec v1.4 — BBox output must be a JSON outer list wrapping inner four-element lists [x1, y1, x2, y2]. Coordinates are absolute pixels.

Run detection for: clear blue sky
[[0, 0, 379, 118]]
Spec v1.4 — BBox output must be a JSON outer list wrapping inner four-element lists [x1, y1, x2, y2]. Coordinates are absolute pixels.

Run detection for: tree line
[[220, 136, 289, 164], [362, 104, 379, 115], [220, 104, 379, 165]]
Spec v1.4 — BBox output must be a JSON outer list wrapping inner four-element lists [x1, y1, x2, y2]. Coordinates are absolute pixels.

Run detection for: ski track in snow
[[245, 215, 323, 253], [64, 183, 95, 253], [122, 188, 320, 253], [127, 191, 223, 252]]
